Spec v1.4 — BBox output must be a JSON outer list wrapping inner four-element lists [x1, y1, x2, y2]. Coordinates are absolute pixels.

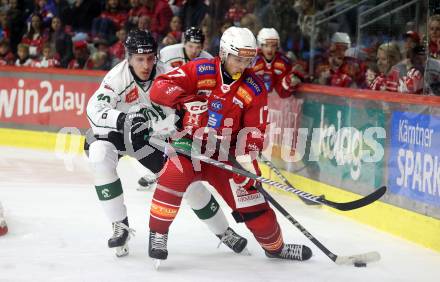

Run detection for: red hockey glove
[[232, 155, 261, 191]]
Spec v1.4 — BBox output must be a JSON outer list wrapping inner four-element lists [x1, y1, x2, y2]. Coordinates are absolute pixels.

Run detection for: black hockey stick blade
[[322, 186, 387, 211]]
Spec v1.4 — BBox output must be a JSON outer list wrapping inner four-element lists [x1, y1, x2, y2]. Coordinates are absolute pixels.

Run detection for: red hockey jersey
[[150, 57, 268, 152], [252, 52, 293, 98]]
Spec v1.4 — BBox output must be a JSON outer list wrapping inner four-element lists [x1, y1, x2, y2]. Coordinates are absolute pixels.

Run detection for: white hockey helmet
[[331, 32, 351, 47], [219, 26, 257, 62], [257, 28, 280, 48]]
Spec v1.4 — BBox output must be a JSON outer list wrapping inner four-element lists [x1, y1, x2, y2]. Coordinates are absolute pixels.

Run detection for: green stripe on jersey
[[192, 195, 220, 220], [95, 179, 123, 201]]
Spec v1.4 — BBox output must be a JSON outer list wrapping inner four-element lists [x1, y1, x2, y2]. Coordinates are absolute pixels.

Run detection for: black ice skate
[[108, 217, 135, 257], [216, 227, 248, 254], [137, 175, 157, 191], [265, 243, 312, 261], [149, 231, 168, 260]]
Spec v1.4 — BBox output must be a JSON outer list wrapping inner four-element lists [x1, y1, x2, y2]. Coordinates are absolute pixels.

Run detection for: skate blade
[[240, 247, 251, 256], [115, 245, 129, 257], [152, 259, 161, 270]]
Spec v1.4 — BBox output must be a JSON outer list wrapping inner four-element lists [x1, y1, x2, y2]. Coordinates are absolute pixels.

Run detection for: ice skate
[[216, 227, 249, 255], [0, 217, 7, 236], [137, 175, 157, 191], [149, 231, 168, 269], [265, 243, 312, 261], [108, 217, 135, 257]]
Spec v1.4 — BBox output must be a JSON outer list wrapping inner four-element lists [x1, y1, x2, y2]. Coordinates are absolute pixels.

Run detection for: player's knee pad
[[88, 140, 119, 185], [184, 181, 212, 209]]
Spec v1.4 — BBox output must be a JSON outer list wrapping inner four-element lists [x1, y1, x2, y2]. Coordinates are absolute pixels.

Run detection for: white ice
[[1, 146, 440, 282]]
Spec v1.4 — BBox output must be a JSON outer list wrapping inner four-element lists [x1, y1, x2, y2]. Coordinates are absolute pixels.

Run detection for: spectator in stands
[[93, 37, 116, 68], [53, 0, 73, 27], [21, 13, 45, 59], [67, 40, 93, 69], [225, 0, 246, 26], [5, 0, 23, 53], [428, 14, 440, 59], [201, 16, 231, 56], [365, 62, 382, 90], [369, 42, 401, 92], [0, 10, 8, 41], [0, 39, 14, 65], [411, 45, 440, 95], [387, 45, 424, 94], [32, 0, 56, 28], [71, 0, 102, 33], [317, 43, 354, 88], [91, 50, 110, 70], [342, 47, 367, 88], [143, 0, 173, 37], [126, 0, 148, 30], [109, 27, 127, 62], [161, 15, 182, 46], [239, 13, 261, 36], [180, 0, 207, 30], [92, 0, 128, 44], [137, 14, 152, 32], [46, 16, 73, 68], [402, 30, 420, 59], [32, 42, 60, 68], [15, 43, 32, 66]]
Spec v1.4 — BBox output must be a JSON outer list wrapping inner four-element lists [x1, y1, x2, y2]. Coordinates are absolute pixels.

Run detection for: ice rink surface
[[1, 146, 440, 282]]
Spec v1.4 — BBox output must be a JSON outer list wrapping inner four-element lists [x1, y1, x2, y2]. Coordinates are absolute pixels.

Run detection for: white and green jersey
[[86, 60, 172, 136], [158, 43, 212, 73]]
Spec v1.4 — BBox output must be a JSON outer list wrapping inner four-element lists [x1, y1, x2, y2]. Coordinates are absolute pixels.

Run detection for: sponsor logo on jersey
[[210, 100, 223, 111], [274, 69, 283, 75], [232, 96, 244, 108], [221, 84, 230, 93], [125, 87, 138, 103], [244, 76, 262, 95], [197, 63, 216, 75], [197, 79, 216, 88], [237, 48, 257, 57], [253, 63, 264, 72], [274, 62, 286, 71], [207, 110, 223, 128], [237, 87, 253, 105], [165, 85, 182, 95]]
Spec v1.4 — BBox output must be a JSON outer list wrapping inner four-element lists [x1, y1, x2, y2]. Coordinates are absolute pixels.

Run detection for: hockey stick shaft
[[148, 137, 385, 211], [258, 154, 322, 206], [227, 154, 380, 265]]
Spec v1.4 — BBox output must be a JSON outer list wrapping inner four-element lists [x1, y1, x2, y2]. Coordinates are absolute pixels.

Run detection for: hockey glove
[[117, 111, 152, 150], [232, 155, 261, 191]]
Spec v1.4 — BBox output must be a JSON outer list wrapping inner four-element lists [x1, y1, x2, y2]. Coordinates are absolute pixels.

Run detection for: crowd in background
[[0, 0, 439, 95]]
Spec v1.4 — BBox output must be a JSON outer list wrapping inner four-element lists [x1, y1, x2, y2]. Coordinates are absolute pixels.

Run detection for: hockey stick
[[148, 137, 386, 211], [226, 154, 381, 266], [258, 154, 323, 206]]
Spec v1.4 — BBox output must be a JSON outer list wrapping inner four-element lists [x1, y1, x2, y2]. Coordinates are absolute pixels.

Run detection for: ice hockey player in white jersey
[[158, 26, 212, 73], [85, 29, 247, 257]]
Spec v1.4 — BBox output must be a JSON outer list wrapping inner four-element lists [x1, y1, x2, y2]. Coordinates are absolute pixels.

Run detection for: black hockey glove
[[117, 111, 152, 151]]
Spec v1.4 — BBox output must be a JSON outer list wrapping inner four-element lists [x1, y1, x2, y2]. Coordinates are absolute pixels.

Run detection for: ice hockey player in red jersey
[[253, 28, 304, 98], [0, 200, 7, 236], [147, 26, 313, 263]]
